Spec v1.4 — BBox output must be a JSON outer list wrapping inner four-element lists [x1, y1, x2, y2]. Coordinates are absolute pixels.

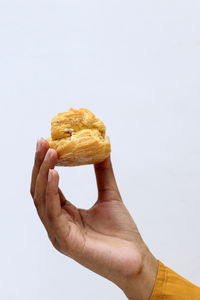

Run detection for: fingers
[[46, 169, 61, 221], [30, 138, 49, 198], [94, 156, 122, 201], [31, 140, 73, 252], [34, 149, 58, 220]]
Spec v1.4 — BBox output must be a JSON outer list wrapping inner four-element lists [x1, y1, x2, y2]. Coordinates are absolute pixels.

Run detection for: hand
[[30, 138, 158, 300]]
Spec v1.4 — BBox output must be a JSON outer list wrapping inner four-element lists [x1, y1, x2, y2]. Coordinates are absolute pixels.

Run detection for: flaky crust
[[47, 108, 111, 166]]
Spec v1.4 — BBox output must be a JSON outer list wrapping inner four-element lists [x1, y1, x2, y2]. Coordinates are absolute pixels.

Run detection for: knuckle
[[30, 185, 35, 198], [30, 188, 34, 198], [33, 196, 40, 209], [52, 238, 59, 251], [47, 233, 57, 248]]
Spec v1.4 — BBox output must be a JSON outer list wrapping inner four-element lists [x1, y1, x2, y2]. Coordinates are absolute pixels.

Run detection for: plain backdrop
[[0, 0, 200, 299]]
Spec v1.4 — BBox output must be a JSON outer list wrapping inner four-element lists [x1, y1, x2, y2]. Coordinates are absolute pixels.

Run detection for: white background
[[0, 0, 200, 299]]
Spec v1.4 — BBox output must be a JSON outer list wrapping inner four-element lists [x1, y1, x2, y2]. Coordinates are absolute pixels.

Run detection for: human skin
[[30, 138, 158, 300]]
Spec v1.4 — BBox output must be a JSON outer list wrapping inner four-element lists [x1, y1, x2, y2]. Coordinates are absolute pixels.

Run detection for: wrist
[[119, 247, 158, 300]]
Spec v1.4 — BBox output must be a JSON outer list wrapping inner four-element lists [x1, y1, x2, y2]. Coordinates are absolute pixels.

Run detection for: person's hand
[[30, 138, 158, 300]]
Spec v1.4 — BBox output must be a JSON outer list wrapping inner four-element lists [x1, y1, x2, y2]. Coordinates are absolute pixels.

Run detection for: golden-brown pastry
[[47, 108, 111, 166]]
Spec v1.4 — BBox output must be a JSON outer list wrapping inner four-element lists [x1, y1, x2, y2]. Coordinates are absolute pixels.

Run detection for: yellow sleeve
[[150, 260, 200, 300]]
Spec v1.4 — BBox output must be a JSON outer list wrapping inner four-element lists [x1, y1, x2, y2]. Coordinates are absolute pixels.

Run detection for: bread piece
[[47, 108, 111, 166]]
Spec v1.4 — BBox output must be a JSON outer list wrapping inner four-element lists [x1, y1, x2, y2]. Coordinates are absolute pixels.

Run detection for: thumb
[[94, 156, 122, 201]]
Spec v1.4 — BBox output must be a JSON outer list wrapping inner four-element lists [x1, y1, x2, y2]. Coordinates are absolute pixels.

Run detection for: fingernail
[[36, 138, 43, 152], [48, 169, 54, 182], [44, 149, 54, 161]]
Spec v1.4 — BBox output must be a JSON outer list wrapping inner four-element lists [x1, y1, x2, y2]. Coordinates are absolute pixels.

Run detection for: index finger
[[30, 138, 49, 198]]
